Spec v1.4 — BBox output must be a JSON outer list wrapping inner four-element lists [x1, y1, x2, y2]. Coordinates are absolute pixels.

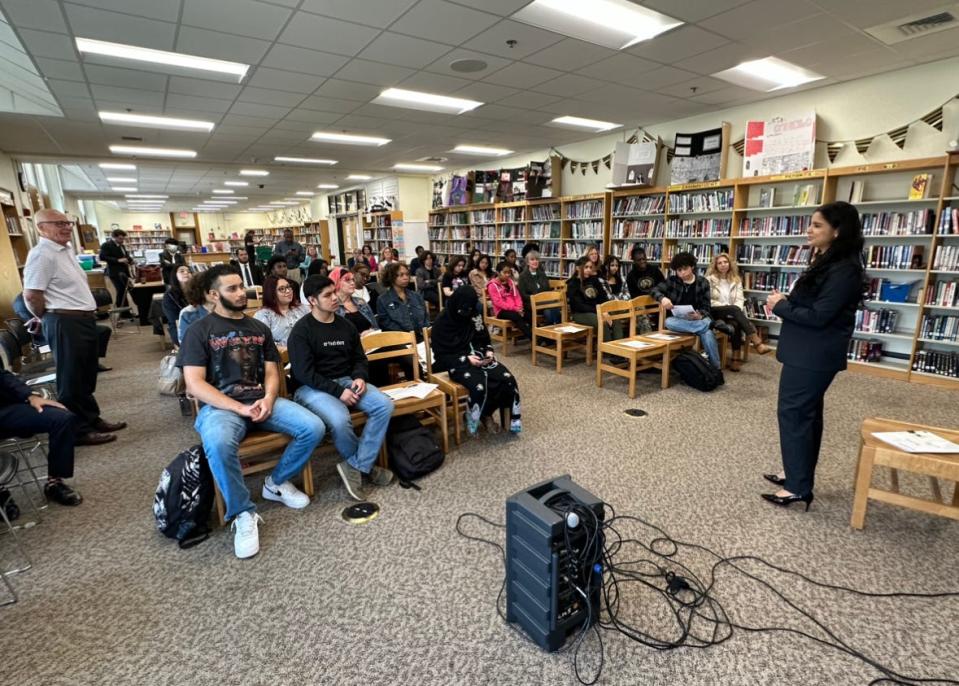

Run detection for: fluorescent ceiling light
[[310, 131, 391, 146], [373, 88, 482, 115], [109, 145, 197, 158], [347, 175, 372, 181], [106, 176, 136, 183], [111, 186, 137, 192], [99, 110, 214, 132], [394, 163, 444, 172], [206, 199, 236, 204], [550, 115, 621, 132], [76, 37, 249, 82], [239, 169, 269, 176], [99, 162, 135, 170], [295, 191, 315, 196], [227, 196, 248, 200], [274, 156, 337, 165], [452, 144, 514, 156], [223, 181, 248, 186], [211, 189, 233, 194], [270, 201, 299, 206], [512, 0, 682, 50], [126, 194, 167, 199], [713, 56, 825, 91], [317, 184, 339, 189]]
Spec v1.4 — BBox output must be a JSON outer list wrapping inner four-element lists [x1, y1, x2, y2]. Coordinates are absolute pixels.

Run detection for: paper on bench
[[872, 431, 959, 454], [620, 340, 655, 349], [554, 325, 587, 334], [383, 382, 438, 401], [645, 332, 680, 341]]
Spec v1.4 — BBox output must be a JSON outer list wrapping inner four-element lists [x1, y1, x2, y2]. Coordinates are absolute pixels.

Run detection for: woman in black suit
[[762, 202, 864, 510]]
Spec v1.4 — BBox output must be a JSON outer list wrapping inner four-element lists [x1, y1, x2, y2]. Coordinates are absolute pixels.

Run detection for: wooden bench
[[595, 298, 667, 398], [851, 418, 959, 529]]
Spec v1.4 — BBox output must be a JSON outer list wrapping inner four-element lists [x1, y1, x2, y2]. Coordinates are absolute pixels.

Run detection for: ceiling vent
[[120, 135, 143, 141], [417, 156, 448, 163], [865, 5, 959, 44]]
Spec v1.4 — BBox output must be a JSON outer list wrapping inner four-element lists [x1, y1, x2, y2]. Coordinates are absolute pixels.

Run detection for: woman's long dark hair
[[262, 275, 301, 315], [792, 201, 864, 295]]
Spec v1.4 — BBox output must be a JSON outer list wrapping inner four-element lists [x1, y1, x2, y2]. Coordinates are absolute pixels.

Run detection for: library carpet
[[2, 332, 957, 685]]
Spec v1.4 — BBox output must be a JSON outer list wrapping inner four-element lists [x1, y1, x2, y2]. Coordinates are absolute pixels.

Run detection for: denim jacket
[[336, 296, 377, 329], [375, 287, 429, 339]]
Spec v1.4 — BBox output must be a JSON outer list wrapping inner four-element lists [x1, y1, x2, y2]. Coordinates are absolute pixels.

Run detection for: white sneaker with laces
[[262, 476, 310, 509], [231, 511, 263, 559]]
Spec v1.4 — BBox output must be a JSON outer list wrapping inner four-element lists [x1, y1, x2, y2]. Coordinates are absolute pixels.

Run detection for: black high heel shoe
[[761, 492, 814, 511], [763, 473, 785, 486]]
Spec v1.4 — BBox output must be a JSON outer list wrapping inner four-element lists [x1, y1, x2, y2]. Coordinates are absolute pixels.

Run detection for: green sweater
[[518, 269, 552, 310]]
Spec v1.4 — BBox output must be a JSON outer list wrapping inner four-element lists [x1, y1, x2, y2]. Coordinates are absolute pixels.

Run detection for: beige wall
[[94, 201, 171, 235]]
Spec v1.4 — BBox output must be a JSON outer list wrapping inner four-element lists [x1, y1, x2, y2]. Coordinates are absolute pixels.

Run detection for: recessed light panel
[[310, 132, 391, 146], [99, 111, 214, 131], [452, 145, 514, 156], [713, 57, 825, 91], [239, 169, 269, 176], [76, 37, 249, 82], [223, 181, 248, 186], [549, 115, 621, 132], [274, 156, 337, 165], [372, 88, 482, 115], [109, 145, 197, 158], [394, 163, 444, 172]]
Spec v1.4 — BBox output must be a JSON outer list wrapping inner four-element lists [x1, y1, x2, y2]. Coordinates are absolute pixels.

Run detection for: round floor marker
[[342, 502, 380, 525], [624, 409, 648, 417]]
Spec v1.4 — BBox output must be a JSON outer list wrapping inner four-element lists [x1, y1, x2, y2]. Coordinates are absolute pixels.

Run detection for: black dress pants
[[0, 404, 77, 478], [710, 305, 755, 350], [42, 313, 101, 435], [778, 364, 838, 496], [496, 309, 532, 340]]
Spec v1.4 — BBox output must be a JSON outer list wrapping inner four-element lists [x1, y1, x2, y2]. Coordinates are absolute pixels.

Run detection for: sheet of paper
[[555, 325, 587, 333], [872, 431, 959, 454], [620, 340, 655, 349], [645, 333, 680, 341], [383, 382, 438, 401], [26, 373, 56, 385], [671, 305, 695, 319], [38, 345, 51, 354]]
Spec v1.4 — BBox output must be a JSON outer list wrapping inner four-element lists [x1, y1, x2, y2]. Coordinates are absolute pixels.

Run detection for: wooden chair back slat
[[360, 330, 420, 380], [530, 291, 568, 322]]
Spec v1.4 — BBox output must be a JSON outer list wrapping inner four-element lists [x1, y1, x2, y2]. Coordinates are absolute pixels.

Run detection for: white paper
[[383, 382, 438, 401], [619, 340, 655, 349], [26, 373, 56, 385], [671, 305, 695, 319], [872, 431, 959, 454], [645, 333, 680, 341], [38, 345, 51, 354], [555, 325, 587, 333]]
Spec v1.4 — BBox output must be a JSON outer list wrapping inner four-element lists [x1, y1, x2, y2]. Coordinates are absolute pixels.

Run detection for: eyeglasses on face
[[276, 285, 293, 293], [39, 220, 75, 228]]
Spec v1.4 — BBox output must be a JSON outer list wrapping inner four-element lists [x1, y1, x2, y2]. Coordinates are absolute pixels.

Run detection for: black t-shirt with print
[[177, 312, 279, 402]]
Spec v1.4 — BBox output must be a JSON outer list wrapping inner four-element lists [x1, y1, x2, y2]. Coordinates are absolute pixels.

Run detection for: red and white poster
[[743, 111, 816, 177]]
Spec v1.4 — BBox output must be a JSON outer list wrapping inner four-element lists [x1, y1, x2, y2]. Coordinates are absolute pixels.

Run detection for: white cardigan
[[707, 274, 744, 309]]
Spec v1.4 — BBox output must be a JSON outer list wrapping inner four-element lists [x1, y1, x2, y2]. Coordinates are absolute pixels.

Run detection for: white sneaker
[[262, 476, 310, 509], [231, 511, 263, 559]]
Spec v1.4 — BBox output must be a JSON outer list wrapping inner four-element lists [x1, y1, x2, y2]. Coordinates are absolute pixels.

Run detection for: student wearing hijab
[[430, 286, 521, 436]]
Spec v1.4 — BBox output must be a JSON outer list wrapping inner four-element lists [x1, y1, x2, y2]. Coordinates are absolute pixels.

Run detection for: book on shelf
[[740, 214, 809, 237], [667, 242, 727, 263], [932, 244, 959, 271], [612, 219, 664, 239], [925, 280, 959, 307], [737, 244, 811, 266], [855, 308, 899, 334], [938, 206, 958, 235], [861, 210, 935, 236], [758, 187, 774, 208], [744, 296, 779, 321], [613, 195, 665, 216], [742, 270, 799, 292], [919, 314, 959, 342], [912, 349, 959, 378], [848, 339, 884, 363], [666, 217, 731, 238], [668, 189, 733, 213], [792, 183, 819, 206], [847, 181, 865, 204], [908, 173, 932, 200], [566, 200, 604, 219], [864, 244, 924, 270]]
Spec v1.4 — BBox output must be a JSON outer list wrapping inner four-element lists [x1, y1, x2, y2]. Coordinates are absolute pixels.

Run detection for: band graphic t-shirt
[[178, 312, 279, 401]]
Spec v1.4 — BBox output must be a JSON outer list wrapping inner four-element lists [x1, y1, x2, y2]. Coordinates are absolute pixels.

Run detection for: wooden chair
[[421, 326, 468, 445], [361, 330, 449, 461], [595, 299, 667, 398], [851, 418, 959, 530], [634, 299, 696, 388], [482, 290, 523, 356], [529, 291, 593, 373], [548, 278, 568, 293], [645, 301, 729, 368]]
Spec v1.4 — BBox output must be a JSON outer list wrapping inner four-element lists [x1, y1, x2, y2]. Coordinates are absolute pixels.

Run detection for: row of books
[[531, 222, 561, 239], [531, 205, 560, 221], [863, 244, 924, 270], [429, 214, 445, 227], [919, 315, 959, 342], [449, 212, 468, 225], [539, 242, 561, 258], [567, 200, 604, 219], [665, 218, 731, 238], [855, 308, 899, 334], [613, 195, 666, 216], [860, 209, 937, 236], [362, 229, 391, 241], [501, 225, 522, 238], [5, 216, 21, 234], [501, 207, 523, 222], [668, 189, 734, 213], [472, 209, 495, 224], [739, 215, 810, 237], [754, 184, 821, 208], [451, 228, 469, 240], [744, 297, 779, 321], [428, 229, 445, 241], [666, 242, 728, 263], [737, 244, 812, 266], [742, 271, 799, 292], [612, 219, 665, 239], [933, 245, 959, 271], [613, 241, 663, 263], [472, 240, 495, 255], [570, 221, 604, 239], [847, 339, 884, 363], [565, 241, 601, 260], [924, 279, 959, 307], [937, 206, 958, 235], [912, 349, 958, 378], [473, 227, 496, 240]]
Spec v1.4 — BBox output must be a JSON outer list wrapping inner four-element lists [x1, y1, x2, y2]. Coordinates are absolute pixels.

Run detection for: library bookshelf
[[362, 211, 402, 253], [236, 221, 329, 257], [427, 153, 959, 388]]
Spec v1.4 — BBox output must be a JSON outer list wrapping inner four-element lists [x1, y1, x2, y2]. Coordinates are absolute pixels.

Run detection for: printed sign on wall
[[743, 111, 816, 177]]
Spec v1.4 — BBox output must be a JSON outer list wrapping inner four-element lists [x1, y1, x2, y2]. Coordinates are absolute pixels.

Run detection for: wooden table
[[851, 418, 959, 529], [131, 281, 165, 325]]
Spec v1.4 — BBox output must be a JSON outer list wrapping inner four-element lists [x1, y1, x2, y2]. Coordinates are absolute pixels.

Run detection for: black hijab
[[431, 286, 487, 362]]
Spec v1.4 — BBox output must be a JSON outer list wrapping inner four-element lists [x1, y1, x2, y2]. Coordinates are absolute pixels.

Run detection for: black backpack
[[672, 350, 725, 392], [386, 415, 444, 486], [153, 444, 214, 548]]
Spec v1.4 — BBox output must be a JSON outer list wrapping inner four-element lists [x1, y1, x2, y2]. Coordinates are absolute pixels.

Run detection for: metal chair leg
[[0, 568, 16, 606], [0, 500, 32, 575]]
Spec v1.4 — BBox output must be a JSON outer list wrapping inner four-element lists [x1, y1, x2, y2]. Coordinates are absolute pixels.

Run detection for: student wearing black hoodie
[[566, 256, 624, 340]]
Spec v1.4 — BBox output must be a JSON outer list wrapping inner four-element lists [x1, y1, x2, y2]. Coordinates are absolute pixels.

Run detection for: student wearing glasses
[[253, 276, 310, 347]]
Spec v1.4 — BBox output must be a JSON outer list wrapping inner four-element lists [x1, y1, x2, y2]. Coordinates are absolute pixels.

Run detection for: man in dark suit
[[99, 229, 133, 311], [231, 250, 263, 288]]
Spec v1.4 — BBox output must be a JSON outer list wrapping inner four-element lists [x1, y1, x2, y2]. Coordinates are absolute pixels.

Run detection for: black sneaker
[[712, 320, 735, 336], [44, 481, 83, 506]]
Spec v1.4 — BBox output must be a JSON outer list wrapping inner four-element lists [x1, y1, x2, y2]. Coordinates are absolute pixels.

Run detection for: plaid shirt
[[652, 274, 712, 317]]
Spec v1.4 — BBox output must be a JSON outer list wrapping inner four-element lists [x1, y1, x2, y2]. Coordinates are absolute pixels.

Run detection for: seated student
[[254, 276, 310, 347], [441, 256, 469, 298], [306, 258, 328, 278], [602, 255, 628, 300], [265, 255, 299, 296], [502, 248, 521, 280], [231, 250, 263, 288], [289, 275, 395, 502], [414, 251, 440, 309], [466, 248, 482, 273], [377, 262, 429, 342], [409, 245, 425, 275], [626, 246, 665, 297], [347, 248, 366, 270], [653, 252, 733, 369], [162, 265, 191, 346], [352, 263, 375, 309], [567, 256, 624, 341], [468, 254, 493, 298], [361, 245, 378, 272], [177, 270, 215, 346], [0, 367, 81, 506], [585, 245, 602, 277], [488, 261, 532, 340], [518, 251, 561, 325], [431, 287, 521, 436], [706, 253, 771, 371], [178, 264, 324, 559], [330, 267, 377, 336]]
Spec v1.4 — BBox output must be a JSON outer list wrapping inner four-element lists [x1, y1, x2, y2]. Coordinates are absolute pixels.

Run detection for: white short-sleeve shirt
[[22, 237, 97, 311]]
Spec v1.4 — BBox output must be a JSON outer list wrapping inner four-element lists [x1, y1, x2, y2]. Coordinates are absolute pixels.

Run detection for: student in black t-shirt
[[288, 275, 396, 503], [178, 264, 324, 559]]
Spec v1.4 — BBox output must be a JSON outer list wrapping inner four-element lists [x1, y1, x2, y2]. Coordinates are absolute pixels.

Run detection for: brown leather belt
[[47, 309, 95, 318]]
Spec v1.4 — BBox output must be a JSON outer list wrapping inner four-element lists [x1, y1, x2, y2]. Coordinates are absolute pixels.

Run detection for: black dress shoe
[[712, 320, 735, 336], [761, 491, 814, 511], [98, 364, 113, 372], [76, 432, 117, 446], [94, 419, 127, 432], [44, 481, 83, 506], [763, 473, 786, 486]]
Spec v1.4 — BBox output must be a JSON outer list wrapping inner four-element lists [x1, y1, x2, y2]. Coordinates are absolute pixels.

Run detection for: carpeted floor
[[2, 330, 958, 686]]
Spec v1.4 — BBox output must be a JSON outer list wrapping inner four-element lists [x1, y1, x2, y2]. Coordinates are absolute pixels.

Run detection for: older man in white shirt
[[22, 209, 125, 445]]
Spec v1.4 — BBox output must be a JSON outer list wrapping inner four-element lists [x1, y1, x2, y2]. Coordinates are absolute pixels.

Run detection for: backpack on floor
[[153, 444, 213, 548], [386, 415, 444, 485], [672, 350, 725, 392]]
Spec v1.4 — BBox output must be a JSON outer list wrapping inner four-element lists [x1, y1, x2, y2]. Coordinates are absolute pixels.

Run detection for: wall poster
[[743, 111, 816, 177]]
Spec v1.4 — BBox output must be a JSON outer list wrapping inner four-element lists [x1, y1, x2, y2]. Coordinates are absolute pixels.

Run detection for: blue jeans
[[543, 307, 561, 325], [294, 378, 394, 474], [665, 316, 721, 368], [194, 398, 325, 521]]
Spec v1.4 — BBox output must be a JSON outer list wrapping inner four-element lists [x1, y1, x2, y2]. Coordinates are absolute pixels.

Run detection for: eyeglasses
[[38, 220, 75, 228], [276, 286, 293, 293]]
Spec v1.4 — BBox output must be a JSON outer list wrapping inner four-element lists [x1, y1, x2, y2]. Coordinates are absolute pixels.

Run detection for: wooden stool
[[851, 418, 959, 530]]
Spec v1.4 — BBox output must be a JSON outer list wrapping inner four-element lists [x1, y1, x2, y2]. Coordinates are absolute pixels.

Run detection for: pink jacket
[[487, 278, 522, 315]]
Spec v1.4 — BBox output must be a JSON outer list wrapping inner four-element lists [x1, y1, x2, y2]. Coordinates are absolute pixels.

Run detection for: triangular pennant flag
[[826, 143, 844, 163], [570, 161, 577, 173], [581, 163, 587, 175], [921, 106, 944, 132], [603, 154, 612, 169], [666, 147, 675, 163], [732, 138, 745, 156], [854, 138, 871, 155], [592, 160, 599, 173], [887, 125, 908, 150], [627, 134, 638, 144]]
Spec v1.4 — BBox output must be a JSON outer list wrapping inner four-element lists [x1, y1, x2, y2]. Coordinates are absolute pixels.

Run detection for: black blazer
[[230, 260, 264, 286], [0, 369, 31, 406], [99, 240, 131, 278], [773, 257, 863, 372]]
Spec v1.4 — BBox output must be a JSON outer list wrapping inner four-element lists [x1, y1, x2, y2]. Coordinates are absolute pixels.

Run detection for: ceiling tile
[[655, 75, 728, 98], [15, 28, 77, 60], [700, 0, 820, 40], [46, 78, 92, 100], [820, 0, 947, 29], [257, 129, 308, 144], [690, 84, 759, 105], [397, 71, 471, 93], [168, 76, 244, 101], [64, 0, 182, 22], [215, 124, 270, 138], [630, 65, 700, 90], [425, 48, 511, 81], [445, 0, 531, 16], [312, 79, 382, 102], [523, 38, 617, 72], [673, 41, 766, 75], [333, 59, 416, 87], [282, 108, 344, 124], [888, 27, 959, 60], [388, 0, 500, 44], [453, 81, 520, 102], [57, 96, 99, 121], [462, 20, 564, 60], [529, 73, 598, 97], [33, 57, 85, 82], [182, 0, 292, 40], [494, 91, 562, 110], [779, 33, 882, 69], [460, 103, 544, 124], [260, 44, 349, 76], [357, 31, 452, 69], [298, 95, 363, 114], [91, 83, 167, 108], [627, 25, 729, 63], [246, 67, 326, 94], [175, 26, 272, 64], [1, 0, 67, 32], [228, 101, 292, 119], [238, 86, 305, 107], [483, 61, 562, 88], [640, 0, 751, 22], [277, 12, 380, 56], [84, 64, 169, 92], [298, 0, 418, 28], [63, 4, 176, 50], [576, 53, 660, 82]]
